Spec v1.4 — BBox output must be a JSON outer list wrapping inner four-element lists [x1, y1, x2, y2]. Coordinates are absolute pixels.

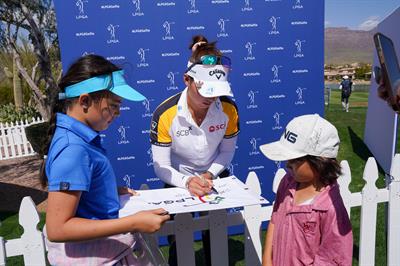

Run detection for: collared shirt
[[271, 174, 353, 266], [46, 113, 119, 219], [150, 88, 239, 187]]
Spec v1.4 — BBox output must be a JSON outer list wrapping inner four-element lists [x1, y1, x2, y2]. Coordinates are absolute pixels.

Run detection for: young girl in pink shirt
[[260, 114, 353, 266]]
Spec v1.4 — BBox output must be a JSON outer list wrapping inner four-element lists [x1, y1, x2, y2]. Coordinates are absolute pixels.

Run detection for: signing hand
[[187, 175, 213, 197]]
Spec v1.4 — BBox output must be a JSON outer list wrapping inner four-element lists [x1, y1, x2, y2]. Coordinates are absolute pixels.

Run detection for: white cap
[[186, 63, 233, 98], [343, 75, 349, 79], [259, 114, 340, 161]]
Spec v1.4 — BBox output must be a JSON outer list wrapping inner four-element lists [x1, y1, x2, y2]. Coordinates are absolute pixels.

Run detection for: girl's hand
[[187, 176, 212, 197], [129, 208, 170, 233], [118, 186, 139, 196]]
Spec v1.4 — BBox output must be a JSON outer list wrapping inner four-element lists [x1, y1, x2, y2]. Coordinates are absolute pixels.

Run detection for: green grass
[[0, 90, 389, 265]]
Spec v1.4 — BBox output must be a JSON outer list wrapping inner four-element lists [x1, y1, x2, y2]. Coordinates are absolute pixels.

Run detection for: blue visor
[[61, 70, 146, 101]]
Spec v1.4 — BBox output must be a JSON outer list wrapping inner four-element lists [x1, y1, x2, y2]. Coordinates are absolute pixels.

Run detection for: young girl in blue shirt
[[40, 54, 170, 265]]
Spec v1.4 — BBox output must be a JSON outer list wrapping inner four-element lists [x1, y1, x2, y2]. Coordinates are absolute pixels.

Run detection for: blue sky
[[325, 0, 399, 30]]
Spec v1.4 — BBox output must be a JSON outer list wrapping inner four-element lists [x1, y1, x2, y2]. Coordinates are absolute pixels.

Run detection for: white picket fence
[[1, 155, 400, 266], [0, 117, 44, 160]]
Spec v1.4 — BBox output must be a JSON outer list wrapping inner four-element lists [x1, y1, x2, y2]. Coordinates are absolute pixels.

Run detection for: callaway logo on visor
[[209, 69, 226, 80]]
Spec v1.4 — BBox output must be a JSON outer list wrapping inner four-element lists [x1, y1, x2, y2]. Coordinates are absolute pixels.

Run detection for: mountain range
[[325, 27, 375, 65]]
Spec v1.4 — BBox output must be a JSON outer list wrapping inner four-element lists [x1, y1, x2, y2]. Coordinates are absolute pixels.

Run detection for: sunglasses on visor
[[185, 55, 232, 73]]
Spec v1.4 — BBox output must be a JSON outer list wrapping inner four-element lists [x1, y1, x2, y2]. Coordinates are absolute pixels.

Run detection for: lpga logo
[[117, 125, 130, 144], [147, 147, 153, 167], [137, 48, 149, 67], [217, 19, 229, 38], [268, 16, 280, 35], [242, 0, 253, 11], [132, 0, 144, 16], [188, 0, 199, 14], [270, 65, 282, 83], [75, 0, 88, 19], [249, 137, 261, 156], [272, 112, 283, 130], [294, 40, 305, 58], [107, 24, 119, 44], [142, 99, 154, 118], [247, 90, 259, 109], [295, 87, 306, 105], [227, 163, 238, 175], [293, 0, 303, 9], [122, 174, 135, 188], [167, 71, 179, 91], [162, 21, 175, 40], [244, 42, 256, 61]]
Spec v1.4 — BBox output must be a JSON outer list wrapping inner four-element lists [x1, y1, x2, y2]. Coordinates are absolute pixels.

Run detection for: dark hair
[[289, 155, 342, 186], [188, 35, 222, 62], [39, 54, 121, 187]]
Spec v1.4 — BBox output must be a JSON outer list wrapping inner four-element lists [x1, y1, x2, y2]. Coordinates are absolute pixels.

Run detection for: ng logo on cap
[[284, 129, 298, 143]]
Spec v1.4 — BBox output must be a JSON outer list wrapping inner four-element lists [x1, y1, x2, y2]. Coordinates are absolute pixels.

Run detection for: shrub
[[0, 103, 41, 123], [25, 121, 49, 156]]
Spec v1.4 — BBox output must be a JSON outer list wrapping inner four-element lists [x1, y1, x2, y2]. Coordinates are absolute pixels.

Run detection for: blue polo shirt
[[46, 113, 120, 219]]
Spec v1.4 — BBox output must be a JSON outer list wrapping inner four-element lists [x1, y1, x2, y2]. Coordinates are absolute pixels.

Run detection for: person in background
[[41, 54, 170, 265], [260, 114, 353, 266], [150, 35, 240, 266], [339, 75, 353, 112]]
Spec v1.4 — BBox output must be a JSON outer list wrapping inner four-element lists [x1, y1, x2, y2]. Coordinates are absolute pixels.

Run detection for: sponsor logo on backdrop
[[243, 72, 261, 77], [122, 174, 135, 187], [142, 99, 154, 118], [291, 21, 308, 25], [240, 23, 258, 28], [249, 137, 261, 156], [157, 2, 176, 7], [132, 0, 144, 16], [265, 0, 282, 2], [211, 0, 230, 4], [272, 112, 283, 130], [131, 28, 151, 34], [107, 56, 126, 61], [268, 16, 280, 35], [75, 32, 95, 37], [293, 0, 303, 9], [188, 0, 199, 14], [217, 19, 229, 37], [137, 79, 155, 84], [119, 106, 130, 111], [244, 42, 256, 61], [76, 0, 88, 19], [270, 65, 282, 83], [167, 71, 179, 90], [117, 156, 135, 161], [162, 21, 175, 40], [242, 0, 253, 11], [161, 52, 180, 57], [247, 90, 259, 109], [107, 24, 119, 44], [248, 165, 265, 170], [186, 25, 206, 30], [147, 147, 153, 166], [117, 125, 130, 144], [294, 39, 305, 58], [295, 87, 306, 105], [137, 48, 149, 67], [245, 120, 263, 125], [267, 46, 284, 52], [101, 5, 120, 9], [292, 69, 309, 74], [269, 94, 286, 99]]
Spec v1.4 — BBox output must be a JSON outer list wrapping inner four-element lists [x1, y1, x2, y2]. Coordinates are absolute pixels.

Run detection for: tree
[[0, 0, 60, 120]]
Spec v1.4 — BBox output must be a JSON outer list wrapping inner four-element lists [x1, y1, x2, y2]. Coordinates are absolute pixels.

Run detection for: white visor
[[186, 63, 233, 98]]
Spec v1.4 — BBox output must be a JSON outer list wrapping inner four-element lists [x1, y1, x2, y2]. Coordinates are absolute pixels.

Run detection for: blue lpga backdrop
[[53, 0, 324, 203]]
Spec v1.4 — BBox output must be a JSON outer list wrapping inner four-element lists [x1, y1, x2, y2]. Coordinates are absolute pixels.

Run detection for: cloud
[[358, 16, 380, 31], [325, 20, 331, 27]]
